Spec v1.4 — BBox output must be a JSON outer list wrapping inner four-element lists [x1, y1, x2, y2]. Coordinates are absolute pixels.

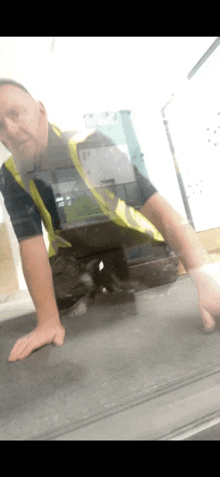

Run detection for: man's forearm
[[163, 221, 213, 272], [139, 193, 213, 272], [139, 195, 220, 331], [20, 235, 60, 326]]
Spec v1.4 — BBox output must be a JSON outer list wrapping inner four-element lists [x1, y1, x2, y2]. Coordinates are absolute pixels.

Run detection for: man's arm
[[19, 235, 60, 323], [139, 192, 212, 271], [140, 192, 220, 332], [8, 235, 65, 362]]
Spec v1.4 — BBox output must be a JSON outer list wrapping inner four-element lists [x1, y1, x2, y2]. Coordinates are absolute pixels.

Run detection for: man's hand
[[10, 235, 66, 361], [197, 302, 216, 333], [188, 263, 220, 333], [197, 286, 220, 333], [8, 320, 65, 362]]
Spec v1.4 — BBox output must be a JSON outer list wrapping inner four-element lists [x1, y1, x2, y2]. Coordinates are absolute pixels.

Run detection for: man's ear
[[37, 101, 47, 117]]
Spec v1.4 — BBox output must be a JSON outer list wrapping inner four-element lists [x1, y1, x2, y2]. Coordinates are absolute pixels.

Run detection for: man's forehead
[[0, 84, 31, 107]]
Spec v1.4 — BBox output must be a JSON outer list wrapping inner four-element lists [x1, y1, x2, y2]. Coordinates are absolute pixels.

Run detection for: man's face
[[0, 84, 48, 161]]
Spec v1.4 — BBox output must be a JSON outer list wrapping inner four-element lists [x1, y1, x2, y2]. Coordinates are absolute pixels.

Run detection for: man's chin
[[14, 144, 37, 161], [12, 140, 47, 162]]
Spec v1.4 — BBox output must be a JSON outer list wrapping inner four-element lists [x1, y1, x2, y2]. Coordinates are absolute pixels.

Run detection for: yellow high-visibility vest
[[5, 124, 164, 257]]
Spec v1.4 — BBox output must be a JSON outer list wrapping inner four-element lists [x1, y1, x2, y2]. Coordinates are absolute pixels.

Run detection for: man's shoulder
[[0, 163, 4, 191], [0, 159, 22, 196], [0, 161, 9, 189]]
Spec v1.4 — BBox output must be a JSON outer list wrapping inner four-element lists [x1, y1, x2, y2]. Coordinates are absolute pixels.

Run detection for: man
[[0, 78, 219, 362]]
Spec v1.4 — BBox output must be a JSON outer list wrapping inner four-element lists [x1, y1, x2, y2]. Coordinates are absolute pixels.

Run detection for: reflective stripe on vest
[[4, 153, 72, 258], [4, 124, 164, 258]]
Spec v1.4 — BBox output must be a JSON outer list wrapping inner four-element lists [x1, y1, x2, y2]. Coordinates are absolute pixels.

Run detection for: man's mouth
[[19, 140, 28, 146], [16, 140, 31, 152], [12, 140, 27, 149]]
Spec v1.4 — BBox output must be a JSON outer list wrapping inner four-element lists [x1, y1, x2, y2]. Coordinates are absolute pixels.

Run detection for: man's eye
[[9, 111, 19, 120]]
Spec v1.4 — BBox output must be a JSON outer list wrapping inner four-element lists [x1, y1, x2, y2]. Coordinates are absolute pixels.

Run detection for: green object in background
[[83, 110, 149, 179], [64, 196, 103, 222]]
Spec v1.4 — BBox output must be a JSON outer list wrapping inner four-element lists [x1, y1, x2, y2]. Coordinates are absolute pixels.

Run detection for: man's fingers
[[198, 302, 216, 333], [8, 333, 44, 361], [8, 337, 33, 362], [8, 325, 66, 361], [8, 335, 28, 360], [11, 343, 34, 361]]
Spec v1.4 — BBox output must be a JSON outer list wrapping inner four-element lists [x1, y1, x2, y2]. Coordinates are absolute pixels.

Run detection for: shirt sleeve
[[133, 165, 158, 205], [0, 163, 43, 242]]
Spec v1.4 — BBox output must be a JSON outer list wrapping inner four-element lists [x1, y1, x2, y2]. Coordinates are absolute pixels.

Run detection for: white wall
[[164, 43, 220, 232], [0, 37, 217, 290]]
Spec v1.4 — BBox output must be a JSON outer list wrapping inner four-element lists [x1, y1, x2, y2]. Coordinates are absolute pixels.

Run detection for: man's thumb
[[53, 327, 65, 346], [197, 302, 215, 333]]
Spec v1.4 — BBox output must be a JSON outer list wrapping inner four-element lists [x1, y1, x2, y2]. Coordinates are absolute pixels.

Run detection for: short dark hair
[[0, 78, 30, 95]]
